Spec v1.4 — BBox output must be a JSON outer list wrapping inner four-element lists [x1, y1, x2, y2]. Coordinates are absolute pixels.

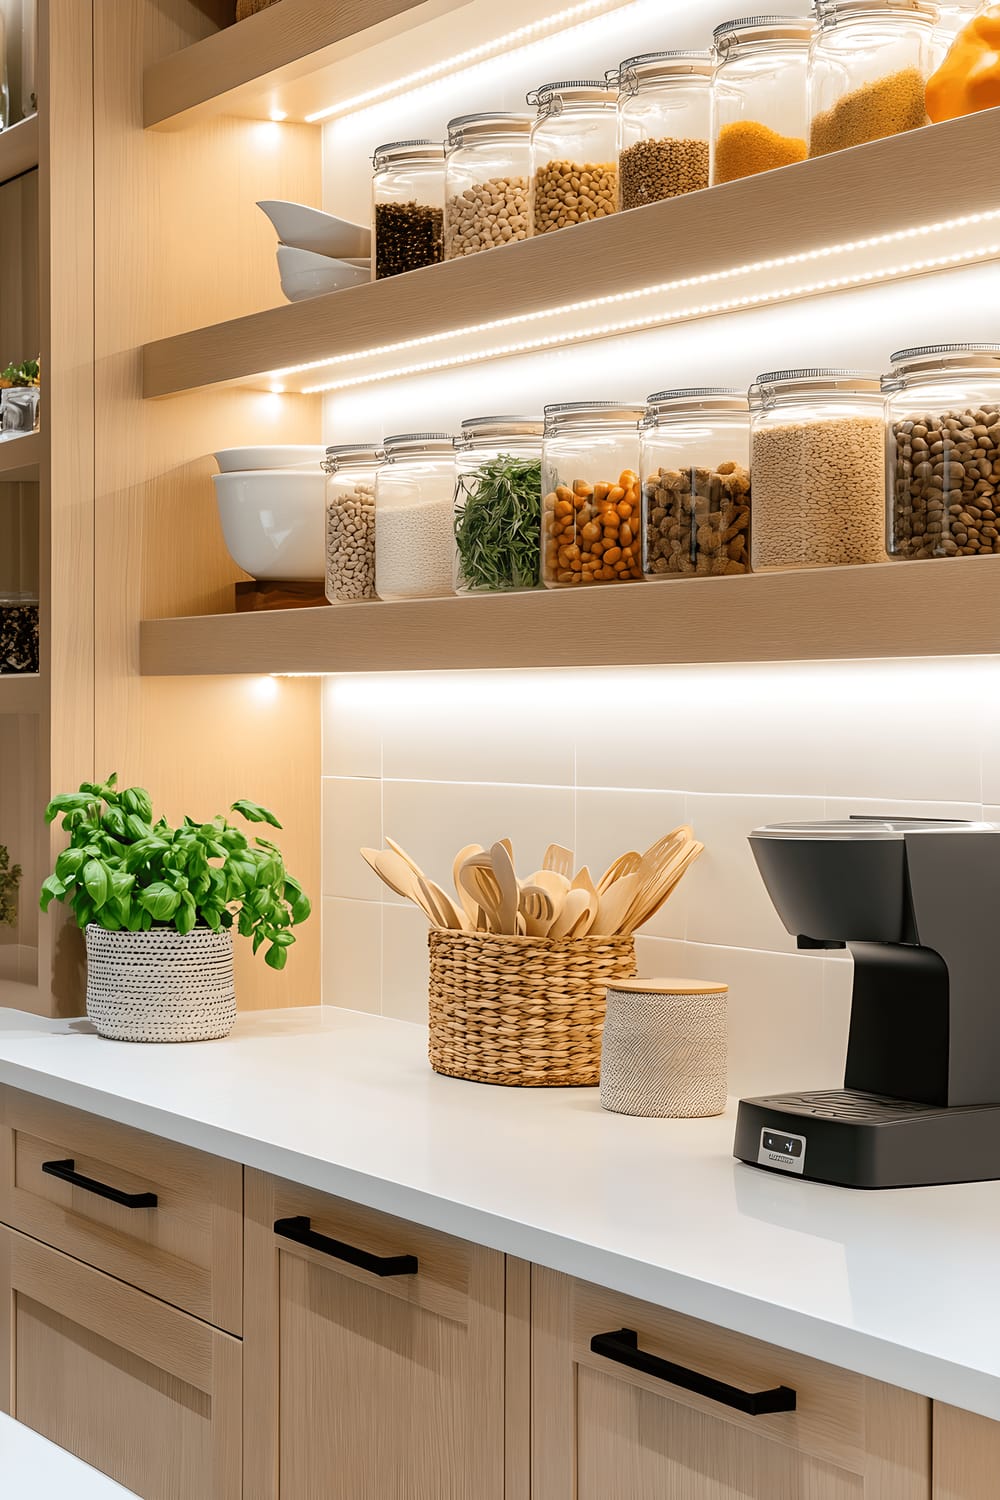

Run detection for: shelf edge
[[0, 114, 40, 185]]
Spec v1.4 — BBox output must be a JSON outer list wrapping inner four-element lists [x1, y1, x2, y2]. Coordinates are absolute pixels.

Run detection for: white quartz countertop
[[0, 1414, 139, 1497], [0, 1006, 998, 1421]]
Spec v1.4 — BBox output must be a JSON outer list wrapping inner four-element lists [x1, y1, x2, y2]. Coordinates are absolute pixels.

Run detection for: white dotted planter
[[600, 977, 728, 1118], [85, 925, 237, 1043]]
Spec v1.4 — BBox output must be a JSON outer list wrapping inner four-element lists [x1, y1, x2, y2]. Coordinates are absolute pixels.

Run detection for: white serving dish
[[213, 446, 327, 474], [258, 199, 371, 258], [212, 469, 326, 581], [276, 245, 371, 303]]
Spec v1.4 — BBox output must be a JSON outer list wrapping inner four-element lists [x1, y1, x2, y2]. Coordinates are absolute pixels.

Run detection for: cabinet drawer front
[[0, 1088, 242, 1333], [0, 1227, 241, 1500], [533, 1268, 930, 1498]]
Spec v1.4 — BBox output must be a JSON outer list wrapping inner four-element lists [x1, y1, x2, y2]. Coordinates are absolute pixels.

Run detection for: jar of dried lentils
[[527, 79, 619, 235], [616, 51, 712, 209], [541, 402, 645, 587], [808, 1, 938, 158], [749, 368, 887, 570], [884, 344, 1000, 561], [323, 443, 384, 603], [372, 139, 445, 279], [711, 16, 813, 184], [641, 389, 751, 579], [444, 113, 532, 259]]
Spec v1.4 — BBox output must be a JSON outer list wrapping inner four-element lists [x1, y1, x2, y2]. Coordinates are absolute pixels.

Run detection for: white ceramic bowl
[[213, 446, 326, 474], [258, 199, 372, 258], [276, 246, 371, 303], [212, 469, 326, 581]]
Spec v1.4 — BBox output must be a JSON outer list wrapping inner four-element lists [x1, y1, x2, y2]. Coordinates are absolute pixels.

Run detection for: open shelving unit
[[0, 113, 39, 185], [0, 432, 42, 483]]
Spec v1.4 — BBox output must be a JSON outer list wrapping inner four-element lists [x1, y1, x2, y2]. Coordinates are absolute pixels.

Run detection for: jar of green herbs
[[454, 415, 544, 593]]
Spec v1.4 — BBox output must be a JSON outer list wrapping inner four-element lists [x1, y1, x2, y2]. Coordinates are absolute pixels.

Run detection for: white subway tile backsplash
[[322, 778, 383, 901], [323, 681, 382, 779], [322, 898, 381, 1013], [574, 787, 688, 940], [382, 904, 435, 1023]]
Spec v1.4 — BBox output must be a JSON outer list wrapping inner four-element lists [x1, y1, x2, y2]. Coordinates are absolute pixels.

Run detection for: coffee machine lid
[[751, 818, 995, 840]]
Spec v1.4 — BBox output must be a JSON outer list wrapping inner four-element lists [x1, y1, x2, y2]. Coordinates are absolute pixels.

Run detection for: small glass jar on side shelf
[[541, 402, 645, 588], [323, 443, 384, 603], [444, 114, 533, 259], [884, 344, 1000, 561], [527, 79, 618, 235], [0, 592, 39, 674], [710, 16, 813, 184], [375, 433, 456, 601], [371, 139, 445, 280], [749, 368, 886, 571], [616, 51, 712, 209], [455, 416, 544, 594], [641, 389, 751, 579], [808, 0, 938, 158]]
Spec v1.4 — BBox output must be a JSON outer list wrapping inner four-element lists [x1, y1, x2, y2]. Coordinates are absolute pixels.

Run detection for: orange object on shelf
[[926, 6, 1000, 122]]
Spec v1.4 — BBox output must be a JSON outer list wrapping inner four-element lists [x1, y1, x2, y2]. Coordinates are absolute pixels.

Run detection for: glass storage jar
[[375, 433, 456, 601], [749, 368, 886, 570], [323, 443, 384, 603], [884, 344, 1000, 561], [0, 591, 39, 674], [527, 79, 618, 235], [371, 139, 445, 280], [541, 402, 645, 587], [808, 0, 938, 158], [444, 113, 533, 259], [616, 51, 712, 209], [454, 416, 544, 594], [711, 16, 813, 184], [641, 389, 752, 578]]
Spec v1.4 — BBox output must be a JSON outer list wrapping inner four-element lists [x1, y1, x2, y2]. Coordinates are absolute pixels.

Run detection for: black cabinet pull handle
[[41, 1158, 158, 1209], [590, 1329, 796, 1417], [273, 1215, 418, 1278]]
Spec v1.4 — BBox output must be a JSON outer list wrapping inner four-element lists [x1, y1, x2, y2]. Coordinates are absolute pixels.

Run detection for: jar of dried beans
[[455, 415, 544, 594], [615, 51, 712, 210], [541, 402, 645, 587], [711, 16, 813, 184], [375, 433, 456, 601], [884, 344, 1000, 562], [527, 79, 618, 236], [444, 113, 533, 259], [749, 369, 886, 570], [808, 0, 938, 159], [371, 139, 445, 279], [323, 443, 384, 604], [641, 388, 751, 579]]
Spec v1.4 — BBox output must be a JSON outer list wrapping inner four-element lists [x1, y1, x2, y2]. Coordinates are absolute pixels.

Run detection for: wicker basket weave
[[428, 929, 636, 1087]]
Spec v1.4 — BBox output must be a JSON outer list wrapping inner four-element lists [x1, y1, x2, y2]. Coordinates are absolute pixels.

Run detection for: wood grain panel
[[0, 1086, 243, 1333], [0, 113, 39, 184], [142, 108, 1000, 397], [140, 554, 1000, 675], [932, 1404, 1000, 1500], [505, 1255, 531, 1500], [0, 432, 42, 481], [3, 1227, 240, 1500], [244, 1167, 505, 1500]]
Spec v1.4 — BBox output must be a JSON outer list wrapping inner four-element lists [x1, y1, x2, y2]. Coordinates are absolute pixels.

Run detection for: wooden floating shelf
[[0, 675, 42, 715], [140, 556, 1000, 676], [0, 114, 39, 186], [0, 432, 42, 482], [142, 110, 1000, 399]]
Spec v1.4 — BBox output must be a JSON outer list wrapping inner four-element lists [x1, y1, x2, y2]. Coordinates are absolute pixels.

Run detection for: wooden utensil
[[570, 865, 597, 898], [452, 843, 484, 928], [596, 850, 642, 895], [529, 869, 570, 927], [548, 887, 591, 939], [543, 843, 574, 880], [519, 884, 554, 938], [489, 841, 521, 935], [458, 854, 504, 934], [361, 847, 439, 924], [628, 842, 704, 931], [591, 873, 640, 936], [565, 889, 598, 938], [417, 874, 467, 931], [385, 837, 431, 887]]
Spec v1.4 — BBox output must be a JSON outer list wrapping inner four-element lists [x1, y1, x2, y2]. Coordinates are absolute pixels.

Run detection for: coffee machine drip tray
[[734, 1090, 1000, 1189]]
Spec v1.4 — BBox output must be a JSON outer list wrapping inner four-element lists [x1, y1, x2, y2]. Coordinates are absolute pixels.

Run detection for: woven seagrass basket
[[428, 929, 636, 1087]]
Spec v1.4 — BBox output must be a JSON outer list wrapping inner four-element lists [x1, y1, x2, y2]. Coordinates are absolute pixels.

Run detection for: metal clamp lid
[[383, 431, 456, 458], [322, 443, 385, 472], [646, 386, 747, 404], [814, 0, 938, 26], [713, 14, 814, 53], [446, 112, 533, 150], [750, 368, 882, 408], [617, 50, 714, 93], [372, 138, 446, 170], [527, 79, 617, 116], [459, 414, 544, 436], [544, 400, 646, 431]]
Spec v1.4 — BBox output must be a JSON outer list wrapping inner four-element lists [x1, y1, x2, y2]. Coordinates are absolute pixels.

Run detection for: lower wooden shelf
[[140, 555, 1000, 675], [0, 432, 42, 483], [0, 675, 42, 714]]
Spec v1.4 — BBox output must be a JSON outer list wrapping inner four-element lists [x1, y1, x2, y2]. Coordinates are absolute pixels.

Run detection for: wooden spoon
[[548, 887, 591, 940], [528, 869, 570, 928], [543, 843, 574, 880], [519, 884, 555, 938], [591, 873, 641, 936], [628, 842, 704, 931], [452, 843, 484, 928], [417, 874, 467, 931], [596, 850, 642, 895], [385, 837, 431, 887], [360, 847, 438, 924], [490, 841, 521, 936], [566, 891, 598, 938]]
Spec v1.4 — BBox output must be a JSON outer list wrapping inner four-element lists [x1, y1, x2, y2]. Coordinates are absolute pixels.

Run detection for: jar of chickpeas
[[541, 401, 646, 587]]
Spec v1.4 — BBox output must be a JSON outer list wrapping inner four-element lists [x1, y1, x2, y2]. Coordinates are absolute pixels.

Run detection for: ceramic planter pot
[[85, 925, 237, 1043]]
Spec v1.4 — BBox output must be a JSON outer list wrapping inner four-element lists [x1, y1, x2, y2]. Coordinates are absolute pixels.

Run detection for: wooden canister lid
[[607, 976, 728, 995]]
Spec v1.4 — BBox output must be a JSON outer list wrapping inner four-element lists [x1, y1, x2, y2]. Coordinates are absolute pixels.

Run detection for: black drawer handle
[[41, 1158, 158, 1209], [274, 1215, 418, 1277], [590, 1329, 796, 1417]]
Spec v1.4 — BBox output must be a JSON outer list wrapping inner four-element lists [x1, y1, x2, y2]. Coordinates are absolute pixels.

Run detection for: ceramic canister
[[600, 976, 728, 1118]]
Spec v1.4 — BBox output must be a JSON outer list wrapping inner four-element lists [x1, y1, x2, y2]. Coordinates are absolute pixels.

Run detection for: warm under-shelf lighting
[[303, 0, 634, 122], [261, 211, 1000, 394]]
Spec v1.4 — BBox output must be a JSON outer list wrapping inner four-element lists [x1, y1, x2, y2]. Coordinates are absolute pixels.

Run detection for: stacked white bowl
[[212, 448, 327, 581], [258, 200, 373, 302]]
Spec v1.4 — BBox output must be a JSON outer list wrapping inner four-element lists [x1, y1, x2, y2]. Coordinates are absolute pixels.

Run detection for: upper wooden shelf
[[0, 114, 39, 186], [0, 432, 42, 483], [140, 556, 1000, 676], [142, 110, 1000, 399]]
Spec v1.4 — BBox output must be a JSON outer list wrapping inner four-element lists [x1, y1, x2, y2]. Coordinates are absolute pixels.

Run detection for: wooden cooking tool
[[452, 843, 484, 928], [570, 865, 597, 898], [519, 884, 555, 938], [565, 889, 598, 938], [528, 869, 569, 926], [596, 850, 642, 895], [543, 843, 574, 880], [458, 855, 504, 933], [489, 842, 521, 936], [360, 847, 438, 924], [627, 842, 704, 931], [548, 887, 591, 940], [417, 874, 467, 931], [591, 872, 640, 936], [385, 837, 432, 887]]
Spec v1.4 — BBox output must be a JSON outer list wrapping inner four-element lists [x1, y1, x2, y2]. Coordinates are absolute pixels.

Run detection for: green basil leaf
[[137, 883, 181, 922], [264, 942, 288, 970], [83, 859, 110, 910]]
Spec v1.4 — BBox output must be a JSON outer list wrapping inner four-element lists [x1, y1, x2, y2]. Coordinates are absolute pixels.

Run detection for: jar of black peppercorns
[[371, 139, 446, 280]]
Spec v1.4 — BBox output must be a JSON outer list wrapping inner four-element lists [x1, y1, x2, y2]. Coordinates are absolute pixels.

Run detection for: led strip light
[[260, 212, 1000, 394], [304, 0, 633, 123]]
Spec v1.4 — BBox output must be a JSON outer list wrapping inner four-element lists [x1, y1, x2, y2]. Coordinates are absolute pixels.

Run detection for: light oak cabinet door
[[533, 1268, 931, 1500], [0, 1226, 241, 1500], [244, 1169, 506, 1500], [932, 1403, 1000, 1499]]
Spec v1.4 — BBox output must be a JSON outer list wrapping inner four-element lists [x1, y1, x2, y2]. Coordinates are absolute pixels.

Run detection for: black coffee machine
[[733, 817, 1000, 1189]]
